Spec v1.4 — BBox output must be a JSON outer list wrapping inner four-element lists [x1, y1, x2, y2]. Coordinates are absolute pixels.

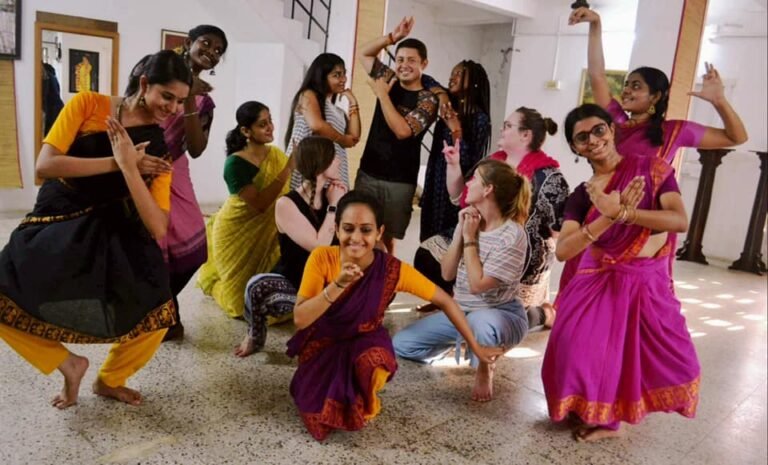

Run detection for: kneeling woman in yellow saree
[[198, 101, 294, 317], [287, 191, 504, 441]]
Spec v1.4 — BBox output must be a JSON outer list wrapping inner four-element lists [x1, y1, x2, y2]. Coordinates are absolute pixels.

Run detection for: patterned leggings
[[244, 273, 297, 351]]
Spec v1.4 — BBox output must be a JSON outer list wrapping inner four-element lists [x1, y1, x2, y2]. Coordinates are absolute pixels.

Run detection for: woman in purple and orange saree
[[542, 104, 700, 442], [287, 191, 503, 441]]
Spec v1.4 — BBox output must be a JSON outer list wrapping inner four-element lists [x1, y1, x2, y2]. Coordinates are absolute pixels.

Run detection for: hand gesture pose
[[688, 62, 726, 106], [585, 181, 622, 219], [106, 117, 141, 173], [335, 262, 364, 288], [568, 6, 600, 26], [620, 176, 645, 210], [391, 16, 415, 42], [135, 142, 173, 176], [459, 206, 482, 241], [367, 75, 396, 99], [442, 139, 461, 166]]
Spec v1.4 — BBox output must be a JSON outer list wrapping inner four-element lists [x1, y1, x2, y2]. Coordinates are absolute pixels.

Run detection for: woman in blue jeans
[[394, 159, 530, 402]]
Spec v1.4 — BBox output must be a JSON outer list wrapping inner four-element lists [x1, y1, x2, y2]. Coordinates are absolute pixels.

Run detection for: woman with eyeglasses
[[541, 104, 700, 442], [395, 159, 531, 402]]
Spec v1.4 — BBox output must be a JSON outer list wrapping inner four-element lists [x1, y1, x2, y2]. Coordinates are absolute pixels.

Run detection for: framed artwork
[[161, 29, 187, 53], [68, 48, 100, 93], [0, 0, 21, 59], [578, 69, 628, 105]]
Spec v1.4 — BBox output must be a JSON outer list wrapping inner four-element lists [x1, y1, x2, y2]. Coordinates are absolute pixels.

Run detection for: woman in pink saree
[[542, 104, 700, 442]]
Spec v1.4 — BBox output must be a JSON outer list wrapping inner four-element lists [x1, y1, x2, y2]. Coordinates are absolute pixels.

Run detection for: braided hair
[[454, 60, 491, 157]]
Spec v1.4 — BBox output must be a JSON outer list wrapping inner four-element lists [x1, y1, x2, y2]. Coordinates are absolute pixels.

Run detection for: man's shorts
[[354, 170, 416, 240]]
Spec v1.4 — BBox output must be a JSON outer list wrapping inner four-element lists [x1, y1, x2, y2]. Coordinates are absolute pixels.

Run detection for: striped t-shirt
[[453, 220, 528, 310]]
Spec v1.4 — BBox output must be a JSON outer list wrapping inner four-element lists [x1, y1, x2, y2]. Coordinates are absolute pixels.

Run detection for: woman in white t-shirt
[[394, 159, 531, 402]]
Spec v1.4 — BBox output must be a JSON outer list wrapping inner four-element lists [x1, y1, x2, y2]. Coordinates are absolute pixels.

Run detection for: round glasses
[[572, 122, 609, 146]]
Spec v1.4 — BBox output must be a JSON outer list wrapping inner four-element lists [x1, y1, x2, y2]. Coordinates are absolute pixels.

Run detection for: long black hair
[[284, 53, 346, 147], [453, 60, 491, 157], [124, 50, 193, 97], [225, 101, 270, 155], [630, 66, 669, 147]]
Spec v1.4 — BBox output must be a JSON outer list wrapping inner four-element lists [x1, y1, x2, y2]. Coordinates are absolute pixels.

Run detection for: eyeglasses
[[572, 123, 609, 145]]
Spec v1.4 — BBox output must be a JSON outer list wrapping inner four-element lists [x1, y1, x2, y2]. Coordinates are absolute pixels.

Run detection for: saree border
[[550, 376, 700, 426], [0, 292, 176, 343]]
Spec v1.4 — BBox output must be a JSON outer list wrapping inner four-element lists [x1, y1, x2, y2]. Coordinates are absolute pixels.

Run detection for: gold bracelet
[[628, 207, 639, 225], [322, 286, 335, 304], [581, 224, 596, 242], [183, 111, 198, 118], [463, 241, 479, 249]]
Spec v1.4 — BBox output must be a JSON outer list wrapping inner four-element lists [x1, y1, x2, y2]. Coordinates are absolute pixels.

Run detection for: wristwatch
[[327, 205, 337, 215]]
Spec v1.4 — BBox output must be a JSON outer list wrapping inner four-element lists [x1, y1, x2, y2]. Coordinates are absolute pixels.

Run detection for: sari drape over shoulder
[[542, 155, 700, 428], [0, 126, 175, 343], [197, 146, 289, 318], [287, 250, 400, 441]]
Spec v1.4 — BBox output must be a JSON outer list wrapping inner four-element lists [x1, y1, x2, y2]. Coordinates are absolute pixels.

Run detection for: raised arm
[[357, 16, 414, 75], [183, 77, 214, 158], [569, 7, 612, 108], [690, 63, 748, 148]]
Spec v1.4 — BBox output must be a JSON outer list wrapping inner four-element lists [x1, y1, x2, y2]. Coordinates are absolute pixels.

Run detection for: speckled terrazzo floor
[[0, 209, 765, 465]]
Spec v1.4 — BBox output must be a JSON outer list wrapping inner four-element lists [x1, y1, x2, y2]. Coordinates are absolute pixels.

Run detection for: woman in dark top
[[419, 60, 491, 242], [234, 136, 347, 357]]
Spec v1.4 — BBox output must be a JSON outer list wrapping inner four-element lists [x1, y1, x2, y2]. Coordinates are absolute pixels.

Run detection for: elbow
[[555, 247, 572, 262], [675, 218, 689, 234], [394, 128, 413, 140], [734, 132, 748, 146], [293, 314, 309, 330], [35, 165, 52, 179], [468, 283, 481, 294]]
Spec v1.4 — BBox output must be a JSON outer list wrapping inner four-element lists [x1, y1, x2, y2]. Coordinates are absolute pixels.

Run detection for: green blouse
[[224, 154, 261, 194]]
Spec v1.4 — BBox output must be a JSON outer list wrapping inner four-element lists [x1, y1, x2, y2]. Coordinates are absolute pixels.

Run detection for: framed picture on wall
[[68, 48, 100, 93], [578, 69, 628, 105], [0, 0, 22, 60], [161, 29, 187, 53]]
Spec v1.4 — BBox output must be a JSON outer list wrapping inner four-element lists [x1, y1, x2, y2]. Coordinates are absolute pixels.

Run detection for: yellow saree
[[198, 146, 289, 318]]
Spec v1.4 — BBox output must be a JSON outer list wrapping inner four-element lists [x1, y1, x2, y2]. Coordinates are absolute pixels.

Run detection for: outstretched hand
[[442, 139, 461, 166], [688, 62, 725, 105]]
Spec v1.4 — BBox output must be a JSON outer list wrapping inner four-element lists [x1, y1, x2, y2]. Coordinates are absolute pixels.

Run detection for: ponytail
[[226, 101, 269, 155], [225, 125, 247, 155], [472, 159, 532, 225]]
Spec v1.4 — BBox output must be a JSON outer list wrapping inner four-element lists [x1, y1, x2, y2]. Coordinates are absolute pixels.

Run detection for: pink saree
[[542, 155, 700, 428]]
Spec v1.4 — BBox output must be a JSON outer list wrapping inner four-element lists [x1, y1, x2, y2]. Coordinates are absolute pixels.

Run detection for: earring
[[574, 155, 580, 163], [209, 68, 216, 76], [139, 96, 147, 108], [647, 104, 656, 116]]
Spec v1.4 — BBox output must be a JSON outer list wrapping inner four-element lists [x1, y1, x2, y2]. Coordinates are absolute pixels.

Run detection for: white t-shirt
[[452, 220, 528, 310]]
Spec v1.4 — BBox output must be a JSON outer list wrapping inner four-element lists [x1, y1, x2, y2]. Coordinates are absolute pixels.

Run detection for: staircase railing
[[290, 0, 332, 52]]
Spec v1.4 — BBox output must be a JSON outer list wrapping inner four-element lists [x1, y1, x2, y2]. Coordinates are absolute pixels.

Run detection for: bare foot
[[471, 362, 495, 402], [51, 353, 90, 409], [574, 424, 623, 442], [542, 303, 556, 328], [92, 378, 142, 406], [233, 334, 259, 358]]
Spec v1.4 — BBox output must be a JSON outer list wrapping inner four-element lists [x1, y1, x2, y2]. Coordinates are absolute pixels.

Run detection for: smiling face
[[620, 72, 660, 114], [242, 109, 274, 144], [187, 33, 226, 72], [336, 203, 383, 261], [141, 78, 190, 123], [394, 47, 427, 85], [570, 116, 616, 162], [448, 64, 466, 95], [325, 64, 347, 95]]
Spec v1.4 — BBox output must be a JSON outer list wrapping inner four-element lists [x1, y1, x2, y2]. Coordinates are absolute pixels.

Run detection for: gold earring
[[139, 96, 147, 108], [647, 104, 656, 116]]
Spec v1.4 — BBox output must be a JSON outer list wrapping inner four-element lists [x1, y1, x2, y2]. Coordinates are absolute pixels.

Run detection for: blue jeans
[[393, 299, 528, 368]]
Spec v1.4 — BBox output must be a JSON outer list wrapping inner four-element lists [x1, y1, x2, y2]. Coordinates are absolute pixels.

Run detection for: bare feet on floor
[[233, 334, 259, 358], [52, 353, 90, 410], [573, 424, 623, 442], [542, 303, 556, 328], [471, 362, 495, 402], [92, 378, 142, 406]]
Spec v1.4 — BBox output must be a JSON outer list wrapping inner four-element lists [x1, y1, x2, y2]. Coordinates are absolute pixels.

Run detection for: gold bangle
[[581, 224, 596, 242], [463, 241, 479, 249], [183, 111, 198, 118], [322, 286, 335, 304]]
